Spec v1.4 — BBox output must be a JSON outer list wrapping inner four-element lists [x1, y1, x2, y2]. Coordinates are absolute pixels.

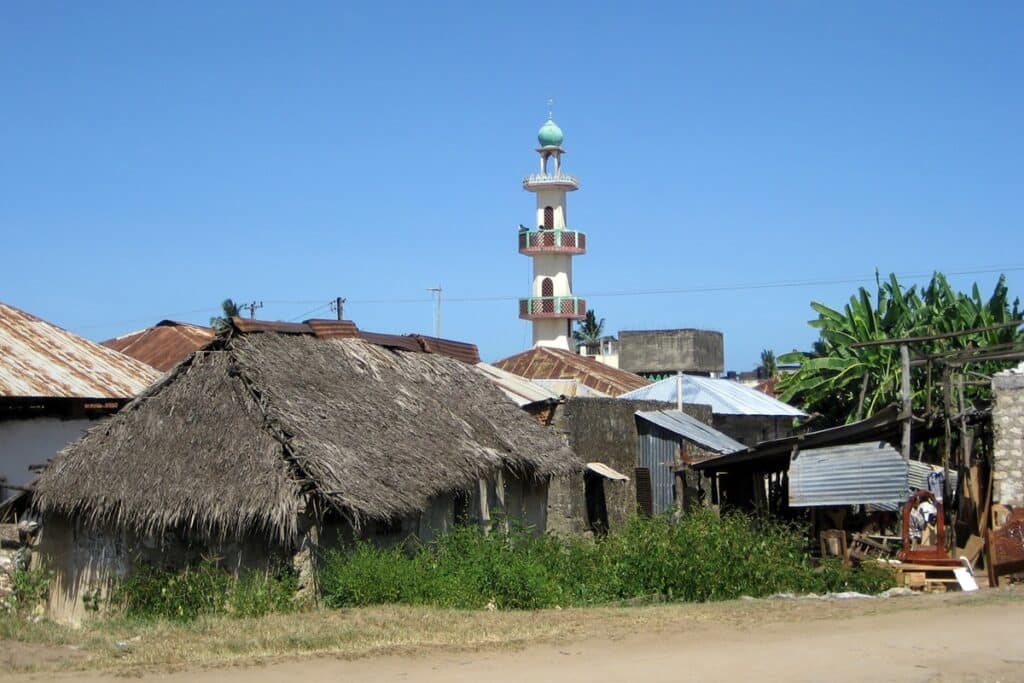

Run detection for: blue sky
[[3, 2, 1022, 369]]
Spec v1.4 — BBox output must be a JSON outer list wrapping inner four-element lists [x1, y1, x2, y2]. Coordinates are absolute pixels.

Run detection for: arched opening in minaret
[[543, 206, 554, 230], [541, 277, 554, 313]]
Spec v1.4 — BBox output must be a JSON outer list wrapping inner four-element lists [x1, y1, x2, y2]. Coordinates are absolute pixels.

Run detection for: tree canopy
[[777, 272, 1022, 426]]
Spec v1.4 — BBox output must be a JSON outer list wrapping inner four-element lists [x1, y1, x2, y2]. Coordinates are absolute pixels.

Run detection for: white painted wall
[[0, 418, 91, 496], [535, 189, 568, 227]]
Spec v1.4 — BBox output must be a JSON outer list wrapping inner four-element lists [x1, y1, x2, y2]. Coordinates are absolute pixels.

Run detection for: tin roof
[[0, 302, 162, 400], [102, 320, 216, 372], [493, 347, 649, 397], [620, 374, 806, 417], [636, 410, 745, 454], [229, 318, 481, 365], [789, 441, 908, 507], [474, 362, 560, 407]]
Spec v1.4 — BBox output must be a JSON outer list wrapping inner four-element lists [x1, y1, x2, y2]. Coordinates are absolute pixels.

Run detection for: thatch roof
[[33, 320, 580, 543]]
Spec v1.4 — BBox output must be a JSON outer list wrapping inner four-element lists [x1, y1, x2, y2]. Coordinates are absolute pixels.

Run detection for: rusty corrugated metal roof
[[227, 318, 480, 364], [493, 347, 650, 397], [0, 302, 162, 399], [102, 320, 216, 372]]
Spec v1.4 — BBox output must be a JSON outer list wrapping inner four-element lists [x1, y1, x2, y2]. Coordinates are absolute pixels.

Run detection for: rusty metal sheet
[[305, 319, 361, 339], [493, 347, 649, 397], [0, 302, 162, 399], [102, 320, 216, 372], [411, 335, 480, 365], [357, 331, 422, 353], [231, 318, 314, 335]]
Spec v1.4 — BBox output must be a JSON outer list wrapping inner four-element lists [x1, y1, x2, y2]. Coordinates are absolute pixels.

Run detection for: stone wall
[[992, 368, 1024, 507], [618, 329, 724, 376], [712, 414, 795, 448], [545, 397, 710, 535]]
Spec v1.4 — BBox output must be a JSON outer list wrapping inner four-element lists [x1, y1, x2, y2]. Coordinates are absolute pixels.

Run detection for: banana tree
[[779, 272, 1021, 426]]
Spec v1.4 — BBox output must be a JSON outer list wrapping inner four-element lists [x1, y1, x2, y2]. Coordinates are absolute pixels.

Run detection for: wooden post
[[900, 344, 912, 462], [855, 373, 870, 422], [943, 370, 953, 503], [478, 478, 491, 534], [494, 469, 508, 534]]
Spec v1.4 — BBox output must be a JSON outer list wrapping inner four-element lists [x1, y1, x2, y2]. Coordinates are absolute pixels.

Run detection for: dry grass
[[2, 586, 1021, 676]]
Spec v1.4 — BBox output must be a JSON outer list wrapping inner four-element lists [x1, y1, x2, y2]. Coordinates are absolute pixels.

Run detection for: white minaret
[[518, 106, 586, 349]]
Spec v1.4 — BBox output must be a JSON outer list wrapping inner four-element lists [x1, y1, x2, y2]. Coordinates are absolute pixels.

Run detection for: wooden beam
[[901, 344, 912, 462], [850, 320, 1024, 348]]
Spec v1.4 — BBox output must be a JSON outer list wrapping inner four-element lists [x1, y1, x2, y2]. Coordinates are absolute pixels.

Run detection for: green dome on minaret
[[537, 117, 564, 147]]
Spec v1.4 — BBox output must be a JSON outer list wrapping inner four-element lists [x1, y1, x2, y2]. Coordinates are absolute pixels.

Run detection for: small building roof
[[474, 362, 560, 407], [636, 410, 745, 455], [619, 374, 806, 417], [102, 320, 217, 372], [493, 346, 650, 397], [34, 318, 579, 542], [0, 302, 162, 400]]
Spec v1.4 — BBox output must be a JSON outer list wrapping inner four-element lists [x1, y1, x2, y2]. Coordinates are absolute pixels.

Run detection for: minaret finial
[[547, 97, 554, 121]]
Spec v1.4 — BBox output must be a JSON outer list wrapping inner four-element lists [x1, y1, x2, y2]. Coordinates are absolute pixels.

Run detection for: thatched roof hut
[[33, 319, 579, 544]]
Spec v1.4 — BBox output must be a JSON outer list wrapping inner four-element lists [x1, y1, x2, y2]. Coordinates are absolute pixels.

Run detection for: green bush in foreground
[[109, 561, 297, 621], [318, 511, 896, 609]]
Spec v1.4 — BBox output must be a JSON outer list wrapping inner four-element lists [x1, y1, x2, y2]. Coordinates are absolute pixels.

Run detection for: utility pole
[[330, 297, 347, 321], [427, 286, 442, 337], [240, 301, 263, 319]]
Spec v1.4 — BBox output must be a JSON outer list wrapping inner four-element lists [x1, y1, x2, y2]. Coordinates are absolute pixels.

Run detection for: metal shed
[[635, 410, 745, 515]]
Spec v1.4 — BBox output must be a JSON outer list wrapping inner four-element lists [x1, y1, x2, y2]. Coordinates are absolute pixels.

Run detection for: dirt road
[[9, 592, 1023, 683]]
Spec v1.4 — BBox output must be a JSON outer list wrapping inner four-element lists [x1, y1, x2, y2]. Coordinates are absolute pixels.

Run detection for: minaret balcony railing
[[518, 296, 587, 320], [518, 229, 587, 255], [522, 172, 580, 191]]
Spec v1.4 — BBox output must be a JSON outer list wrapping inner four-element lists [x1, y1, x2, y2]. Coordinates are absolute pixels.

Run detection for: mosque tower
[[518, 109, 586, 350]]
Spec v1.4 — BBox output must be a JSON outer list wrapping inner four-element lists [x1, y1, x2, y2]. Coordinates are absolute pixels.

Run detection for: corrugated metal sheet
[[908, 460, 959, 495], [789, 442, 908, 507], [102, 320, 215, 372], [411, 335, 480, 365], [638, 427, 678, 514], [0, 302, 162, 399], [532, 379, 609, 397], [620, 374, 806, 417], [229, 318, 479, 364], [474, 362, 560, 406], [636, 410, 745, 454], [493, 347, 650, 397], [586, 462, 630, 481]]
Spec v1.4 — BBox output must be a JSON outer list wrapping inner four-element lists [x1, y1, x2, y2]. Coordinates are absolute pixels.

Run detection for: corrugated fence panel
[[789, 442, 907, 507], [638, 427, 678, 514]]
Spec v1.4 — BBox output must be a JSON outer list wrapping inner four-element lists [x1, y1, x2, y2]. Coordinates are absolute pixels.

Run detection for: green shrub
[[109, 560, 297, 622], [317, 512, 897, 610], [4, 568, 51, 615]]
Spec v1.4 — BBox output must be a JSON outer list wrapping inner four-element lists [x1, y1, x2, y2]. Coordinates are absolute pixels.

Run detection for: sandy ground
[[6, 591, 1023, 683]]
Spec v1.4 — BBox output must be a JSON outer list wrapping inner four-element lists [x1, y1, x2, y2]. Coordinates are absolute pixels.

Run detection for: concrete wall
[[993, 369, 1024, 507], [618, 329, 725, 376], [545, 397, 710, 535], [0, 418, 93, 498], [712, 414, 794, 448]]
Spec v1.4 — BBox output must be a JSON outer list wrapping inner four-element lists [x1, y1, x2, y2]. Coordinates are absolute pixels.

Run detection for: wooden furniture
[[819, 529, 849, 566], [897, 490, 959, 566], [986, 507, 1024, 587]]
